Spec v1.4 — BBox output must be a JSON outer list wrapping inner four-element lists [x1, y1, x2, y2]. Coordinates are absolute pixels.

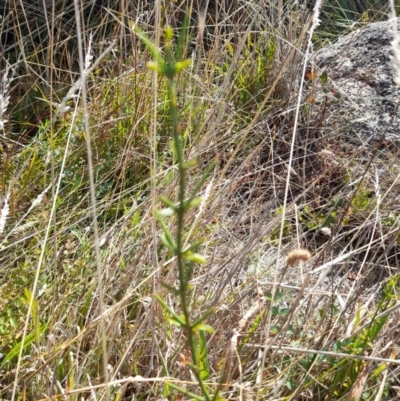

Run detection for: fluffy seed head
[[286, 248, 312, 266]]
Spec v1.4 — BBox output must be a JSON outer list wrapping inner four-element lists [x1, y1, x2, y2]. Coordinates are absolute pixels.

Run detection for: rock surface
[[312, 19, 400, 142]]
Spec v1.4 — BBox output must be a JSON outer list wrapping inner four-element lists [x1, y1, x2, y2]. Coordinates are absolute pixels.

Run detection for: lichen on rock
[[312, 19, 400, 142]]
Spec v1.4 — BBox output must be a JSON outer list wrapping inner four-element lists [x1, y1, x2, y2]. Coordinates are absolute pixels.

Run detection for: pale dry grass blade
[[73, 0, 109, 396]]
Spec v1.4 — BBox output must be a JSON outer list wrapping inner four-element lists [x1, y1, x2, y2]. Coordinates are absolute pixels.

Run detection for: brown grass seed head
[[286, 248, 312, 266]]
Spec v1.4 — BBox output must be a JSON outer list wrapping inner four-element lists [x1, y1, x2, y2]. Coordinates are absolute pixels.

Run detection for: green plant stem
[[167, 73, 212, 401]]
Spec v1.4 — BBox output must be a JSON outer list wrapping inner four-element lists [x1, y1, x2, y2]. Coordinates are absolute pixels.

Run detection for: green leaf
[[175, 59, 192, 73], [192, 324, 214, 333], [271, 306, 279, 316], [132, 24, 164, 65], [371, 363, 387, 378], [160, 281, 180, 295], [355, 306, 362, 328], [169, 316, 186, 328], [1, 322, 49, 367], [160, 230, 177, 252], [183, 197, 202, 210], [226, 41, 234, 56], [185, 361, 200, 373], [265, 291, 283, 302], [175, 10, 191, 61], [23, 288, 40, 346], [199, 331, 209, 380], [320, 70, 328, 84], [159, 196, 177, 209], [166, 382, 207, 401], [183, 240, 204, 253], [278, 308, 290, 316], [286, 378, 296, 390], [191, 307, 216, 328], [147, 61, 163, 73], [68, 351, 75, 392], [154, 294, 186, 326], [368, 316, 388, 341], [182, 251, 206, 264], [164, 25, 174, 41], [182, 158, 198, 169], [287, 325, 295, 335], [78, 289, 92, 329]]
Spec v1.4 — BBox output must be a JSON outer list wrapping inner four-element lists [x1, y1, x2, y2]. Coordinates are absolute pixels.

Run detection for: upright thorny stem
[[136, 21, 215, 401], [165, 28, 214, 401], [165, 29, 193, 362]]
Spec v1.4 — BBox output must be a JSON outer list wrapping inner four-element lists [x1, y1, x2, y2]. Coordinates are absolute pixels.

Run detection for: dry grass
[[0, 0, 400, 400]]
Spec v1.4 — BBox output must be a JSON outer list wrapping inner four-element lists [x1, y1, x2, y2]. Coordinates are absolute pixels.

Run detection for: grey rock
[[313, 19, 400, 142]]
